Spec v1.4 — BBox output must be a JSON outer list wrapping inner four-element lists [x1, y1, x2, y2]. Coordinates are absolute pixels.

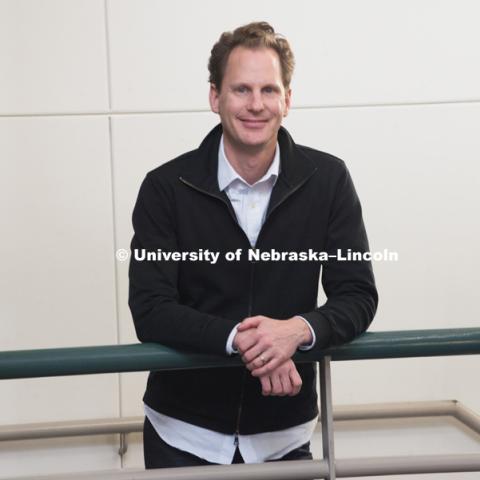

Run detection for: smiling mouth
[[239, 119, 268, 128]]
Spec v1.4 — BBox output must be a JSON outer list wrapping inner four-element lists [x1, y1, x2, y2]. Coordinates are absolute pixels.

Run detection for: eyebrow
[[230, 83, 281, 91], [230, 83, 250, 90]]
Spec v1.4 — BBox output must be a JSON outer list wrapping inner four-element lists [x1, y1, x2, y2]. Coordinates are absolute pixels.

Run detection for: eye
[[263, 86, 279, 95], [234, 85, 248, 94]]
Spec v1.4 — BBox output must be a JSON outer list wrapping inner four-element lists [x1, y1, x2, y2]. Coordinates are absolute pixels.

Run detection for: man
[[129, 21, 378, 469]]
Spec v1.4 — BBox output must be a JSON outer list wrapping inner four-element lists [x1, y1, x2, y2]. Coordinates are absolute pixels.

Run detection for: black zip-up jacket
[[129, 124, 378, 434]]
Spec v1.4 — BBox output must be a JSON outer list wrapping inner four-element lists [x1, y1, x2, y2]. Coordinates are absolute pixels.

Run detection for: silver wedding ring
[[259, 354, 266, 365]]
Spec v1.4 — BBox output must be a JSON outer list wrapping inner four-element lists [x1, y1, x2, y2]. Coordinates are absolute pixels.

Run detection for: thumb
[[237, 316, 262, 331]]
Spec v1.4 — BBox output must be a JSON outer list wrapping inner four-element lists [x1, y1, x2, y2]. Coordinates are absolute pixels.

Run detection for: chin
[[238, 131, 273, 147], [238, 138, 270, 150]]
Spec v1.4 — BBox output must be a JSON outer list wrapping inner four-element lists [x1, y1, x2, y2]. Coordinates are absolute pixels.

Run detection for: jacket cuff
[[299, 311, 333, 350], [295, 316, 316, 350]]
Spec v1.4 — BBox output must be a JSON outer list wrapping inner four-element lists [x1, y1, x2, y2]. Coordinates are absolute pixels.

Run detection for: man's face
[[209, 46, 291, 153]]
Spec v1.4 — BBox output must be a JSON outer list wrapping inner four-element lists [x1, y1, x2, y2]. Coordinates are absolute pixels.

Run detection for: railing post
[[118, 432, 128, 457], [320, 355, 336, 480]]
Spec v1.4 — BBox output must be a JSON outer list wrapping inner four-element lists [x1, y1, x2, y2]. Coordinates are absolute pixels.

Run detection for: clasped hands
[[232, 315, 312, 397]]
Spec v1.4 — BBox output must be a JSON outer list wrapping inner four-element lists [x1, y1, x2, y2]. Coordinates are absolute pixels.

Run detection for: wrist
[[291, 316, 313, 347]]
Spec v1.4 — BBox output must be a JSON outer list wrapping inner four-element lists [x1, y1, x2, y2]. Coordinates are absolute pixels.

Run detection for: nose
[[247, 90, 264, 112]]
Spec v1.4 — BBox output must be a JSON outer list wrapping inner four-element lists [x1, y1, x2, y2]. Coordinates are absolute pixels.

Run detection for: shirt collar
[[218, 135, 280, 191]]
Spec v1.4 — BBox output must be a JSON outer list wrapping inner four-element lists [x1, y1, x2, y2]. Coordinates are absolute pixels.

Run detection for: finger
[[251, 357, 282, 377], [289, 366, 303, 396], [234, 332, 258, 355], [270, 372, 283, 396], [246, 356, 267, 372], [245, 348, 271, 371], [279, 371, 293, 396], [260, 375, 272, 396], [237, 316, 262, 331], [241, 344, 264, 365]]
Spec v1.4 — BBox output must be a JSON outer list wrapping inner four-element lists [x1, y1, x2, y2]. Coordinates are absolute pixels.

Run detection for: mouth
[[239, 118, 268, 129]]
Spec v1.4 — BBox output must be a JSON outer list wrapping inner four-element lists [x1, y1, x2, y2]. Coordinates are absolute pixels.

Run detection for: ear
[[283, 88, 292, 117], [209, 84, 220, 114]]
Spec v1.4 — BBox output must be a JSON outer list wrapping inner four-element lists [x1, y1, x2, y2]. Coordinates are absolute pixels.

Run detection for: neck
[[223, 135, 277, 185]]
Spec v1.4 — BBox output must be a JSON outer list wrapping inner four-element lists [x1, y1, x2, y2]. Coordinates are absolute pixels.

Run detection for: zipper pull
[[234, 432, 239, 446]]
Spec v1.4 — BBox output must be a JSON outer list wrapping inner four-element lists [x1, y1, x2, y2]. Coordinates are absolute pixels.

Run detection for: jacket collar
[[179, 124, 317, 206]]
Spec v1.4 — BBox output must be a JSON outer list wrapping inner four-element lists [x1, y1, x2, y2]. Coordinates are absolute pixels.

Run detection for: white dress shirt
[[145, 136, 317, 464]]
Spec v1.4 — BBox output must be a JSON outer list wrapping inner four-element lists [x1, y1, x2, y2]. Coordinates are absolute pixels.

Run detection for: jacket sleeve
[[128, 173, 238, 355], [301, 163, 378, 351]]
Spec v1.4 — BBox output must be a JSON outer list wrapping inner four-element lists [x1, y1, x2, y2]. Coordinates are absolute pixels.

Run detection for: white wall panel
[[312, 421, 480, 480], [0, 376, 121, 477], [0, 434, 121, 478], [0, 0, 109, 114], [0, 116, 120, 475], [291, 0, 480, 107], [108, 0, 480, 111], [0, 117, 117, 351]]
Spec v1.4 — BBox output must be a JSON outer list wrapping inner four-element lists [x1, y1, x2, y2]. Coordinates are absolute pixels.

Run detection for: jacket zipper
[[179, 172, 313, 445], [233, 259, 255, 445]]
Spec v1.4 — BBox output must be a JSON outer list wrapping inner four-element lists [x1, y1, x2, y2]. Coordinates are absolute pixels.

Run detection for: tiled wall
[[1, 0, 479, 477]]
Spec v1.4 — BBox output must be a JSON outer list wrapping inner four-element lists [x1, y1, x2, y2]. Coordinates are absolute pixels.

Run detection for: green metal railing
[[1, 328, 480, 380]]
